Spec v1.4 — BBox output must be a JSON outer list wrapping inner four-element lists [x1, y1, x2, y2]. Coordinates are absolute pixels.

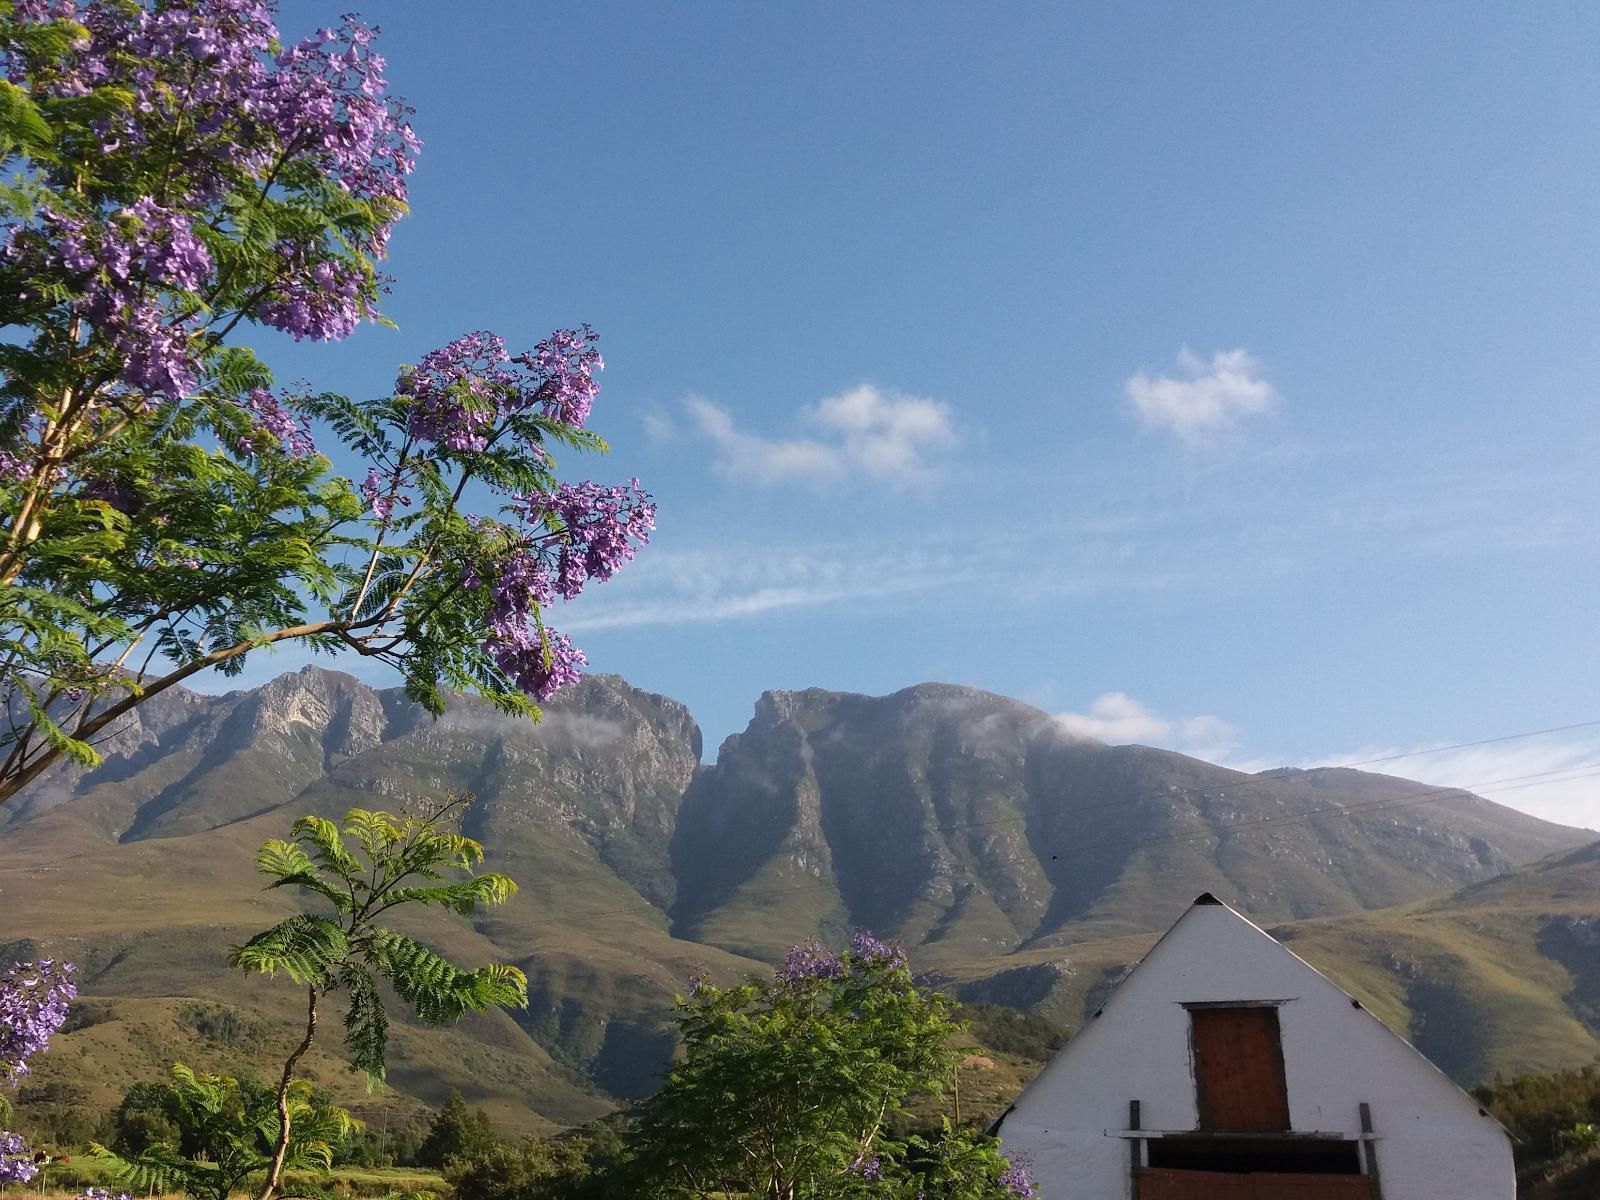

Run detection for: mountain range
[[1, 666, 1595, 1132]]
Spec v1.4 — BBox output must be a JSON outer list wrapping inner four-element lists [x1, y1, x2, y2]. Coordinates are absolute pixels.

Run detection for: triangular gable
[[999, 893, 1503, 1137]]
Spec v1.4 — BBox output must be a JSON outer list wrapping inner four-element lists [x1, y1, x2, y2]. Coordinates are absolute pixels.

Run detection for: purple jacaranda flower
[[241, 389, 314, 457], [489, 627, 586, 702], [0, 1131, 37, 1183], [515, 479, 655, 600], [998, 1157, 1036, 1198], [516, 324, 602, 430], [359, 467, 409, 521], [847, 1155, 882, 1181], [777, 938, 844, 985], [401, 326, 606, 451], [0, 959, 75, 1085], [0, 0, 419, 399], [849, 930, 909, 972]]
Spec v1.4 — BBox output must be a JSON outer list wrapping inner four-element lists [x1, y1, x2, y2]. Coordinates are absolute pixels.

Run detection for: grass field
[[14, 1160, 449, 1200]]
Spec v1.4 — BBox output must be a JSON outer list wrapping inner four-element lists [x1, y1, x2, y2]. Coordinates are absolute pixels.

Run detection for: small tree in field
[[228, 794, 527, 1200], [0, 1, 654, 805], [90, 1064, 354, 1200], [631, 934, 1033, 1200]]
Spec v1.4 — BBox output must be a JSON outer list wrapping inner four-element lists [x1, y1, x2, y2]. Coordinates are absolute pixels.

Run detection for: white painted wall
[[997, 900, 1515, 1199]]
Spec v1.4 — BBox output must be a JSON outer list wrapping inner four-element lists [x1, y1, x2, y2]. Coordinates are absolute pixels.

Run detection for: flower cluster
[[849, 930, 909, 972], [74, 1188, 134, 1200], [360, 467, 408, 521], [0, 959, 75, 1085], [847, 1154, 882, 1181], [516, 479, 655, 600], [240, 388, 315, 458], [5, 2, 417, 214], [15, 201, 213, 397], [0, 1130, 36, 1183], [516, 325, 603, 429], [489, 625, 586, 703], [777, 938, 845, 985], [255, 250, 370, 343], [401, 325, 605, 452], [400, 331, 520, 452], [997, 1158, 1036, 1198], [0, 1, 418, 397]]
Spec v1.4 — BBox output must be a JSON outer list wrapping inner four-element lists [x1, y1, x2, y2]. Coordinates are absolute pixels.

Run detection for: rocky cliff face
[[670, 683, 1589, 961]]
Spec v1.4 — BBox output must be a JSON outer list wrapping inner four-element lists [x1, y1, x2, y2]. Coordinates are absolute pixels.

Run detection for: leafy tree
[[415, 1089, 497, 1169], [90, 1063, 353, 1200], [0, 0, 654, 805], [228, 794, 528, 1200], [630, 933, 1031, 1200], [110, 1080, 183, 1155], [1476, 1065, 1600, 1171], [445, 1121, 632, 1200], [957, 1003, 1067, 1063]]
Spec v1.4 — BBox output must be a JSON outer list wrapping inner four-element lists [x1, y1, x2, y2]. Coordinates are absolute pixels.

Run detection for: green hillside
[[2, 667, 1595, 1132]]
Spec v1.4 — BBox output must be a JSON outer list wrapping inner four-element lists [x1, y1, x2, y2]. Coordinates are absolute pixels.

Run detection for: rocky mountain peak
[[239, 665, 390, 759]]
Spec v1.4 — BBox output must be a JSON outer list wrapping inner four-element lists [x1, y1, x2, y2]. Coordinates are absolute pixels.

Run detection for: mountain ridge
[[1, 665, 1594, 1130]]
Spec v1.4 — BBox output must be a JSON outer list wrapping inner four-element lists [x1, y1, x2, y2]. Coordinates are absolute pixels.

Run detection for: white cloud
[[1125, 347, 1278, 441], [685, 384, 956, 486], [1054, 692, 1237, 758]]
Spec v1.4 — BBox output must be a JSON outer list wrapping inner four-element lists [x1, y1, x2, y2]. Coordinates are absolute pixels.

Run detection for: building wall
[[997, 903, 1515, 1200]]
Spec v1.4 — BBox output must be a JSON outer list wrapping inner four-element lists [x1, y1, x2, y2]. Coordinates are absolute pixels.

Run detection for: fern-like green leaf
[[342, 967, 389, 1089], [228, 914, 348, 986]]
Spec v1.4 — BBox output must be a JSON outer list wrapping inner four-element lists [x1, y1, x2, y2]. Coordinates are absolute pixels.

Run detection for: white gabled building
[[993, 894, 1514, 1200]]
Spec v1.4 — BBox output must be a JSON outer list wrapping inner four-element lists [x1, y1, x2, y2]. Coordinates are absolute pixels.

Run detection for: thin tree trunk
[[259, 986, 318, 1200]]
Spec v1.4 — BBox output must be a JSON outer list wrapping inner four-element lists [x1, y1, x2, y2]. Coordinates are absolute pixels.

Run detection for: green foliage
[[228, 795, 526, 1200], [957, 1003, 1067, 1062], [444, 1124, 630, 1200], [414, 1090, 498, 1170], [629, 940, 1026, 1199], [889, 1121, 1028, 1200], [180, 1002, 271, 1049], [90, 1063, 357, 1200], [1476, 1065, 1600, 1171], [229, 796, 529, 1088]]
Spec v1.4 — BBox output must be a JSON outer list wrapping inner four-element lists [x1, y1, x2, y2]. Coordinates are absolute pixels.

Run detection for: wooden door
[[1190, 1006, 1290, 1131]]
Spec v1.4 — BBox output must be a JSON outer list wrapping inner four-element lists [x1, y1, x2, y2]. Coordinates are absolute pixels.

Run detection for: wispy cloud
[[686, 384, 957, 486], [560, 542, 966, 633], [1054, 692, 1237, 759], [1125, 348, 1278, 442], [558, 456, 1594, 638]]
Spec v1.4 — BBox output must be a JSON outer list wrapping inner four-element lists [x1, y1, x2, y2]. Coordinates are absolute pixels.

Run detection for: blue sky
[[248, 1, 1600, 826]]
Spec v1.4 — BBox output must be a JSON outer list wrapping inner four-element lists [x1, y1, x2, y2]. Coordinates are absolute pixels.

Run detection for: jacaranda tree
[[229, 794, 528, 1200], [0, 0, 654, 804], [631, 934, 1034, 1200]]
